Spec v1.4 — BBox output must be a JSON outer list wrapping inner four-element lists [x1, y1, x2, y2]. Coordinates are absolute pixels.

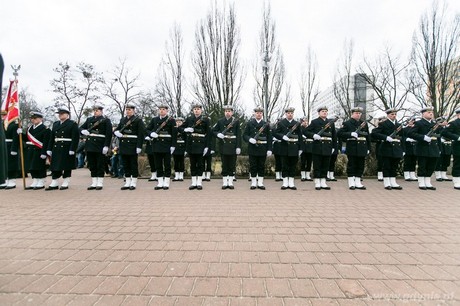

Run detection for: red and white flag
[[2, 79, 19, 129]]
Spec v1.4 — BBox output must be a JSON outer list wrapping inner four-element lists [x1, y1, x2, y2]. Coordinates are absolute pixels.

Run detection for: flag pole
[[12, 65, 26, 189]]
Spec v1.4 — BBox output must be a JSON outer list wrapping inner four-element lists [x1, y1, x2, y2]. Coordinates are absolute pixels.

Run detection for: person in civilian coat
[[45, 106, 80, 190]]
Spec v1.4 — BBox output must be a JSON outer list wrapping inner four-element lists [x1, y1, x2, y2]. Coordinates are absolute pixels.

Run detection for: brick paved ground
[[0, 169, 459, 305]]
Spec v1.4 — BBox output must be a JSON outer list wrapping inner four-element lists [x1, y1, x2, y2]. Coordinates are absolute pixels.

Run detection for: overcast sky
[[1, 0, 459, 113]]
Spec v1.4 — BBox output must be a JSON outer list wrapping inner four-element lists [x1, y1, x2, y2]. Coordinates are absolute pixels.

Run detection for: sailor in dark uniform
[[24, 111, 50, 190], [172, 117, 186, 181], [435, 120, 452, 182], [371, 108, 404, 190], [243, 106, 272, 190], [45, 106, 80, 190], [402, 118, 418, 181], [441, 108, 460, 190], [300, 118, 313, 182], [408, 107, 442, 190], [1, 115, 20, 189], [146, 104, 177, 190], [80, 105, 112, 190], [180, 103, 211, 190], [337, 107, 371, 190], [274, 107, 302, 190], [272, 119, 283, 182], [305, 106, 337, 190], [114, 103, 145, 190], [213, 105, 241, 190]]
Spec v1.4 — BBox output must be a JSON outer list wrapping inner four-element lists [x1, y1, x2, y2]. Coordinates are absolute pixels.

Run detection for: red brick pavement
[[0, 169, 459, 305]]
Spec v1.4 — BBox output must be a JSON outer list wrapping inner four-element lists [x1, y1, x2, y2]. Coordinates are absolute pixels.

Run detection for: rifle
[[388, 115, 416, 138], [253, 120, 270, 146], [221, 117, 239, 134], [317, 116, 339, 136], [190, 109, 215, 129], [154, 115, 172, 133], [426, 117, 446, 137], [354, 121, 368, 136], [119, 115, 138, 134], [285, 118, 303, 138], [87, 117, 106, 133]]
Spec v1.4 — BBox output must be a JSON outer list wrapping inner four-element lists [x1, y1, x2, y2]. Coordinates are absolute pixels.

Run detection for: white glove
[[184, 127, 194, 133], [114, 131, 123, 138], [236, 148, 241, 155], [440, 138, 446, 143], [282, 135, 290, 141], [150, 132, 159, 138], [40, 154, 47, 159], [136, 148, 142, 154], [403, 152, 406, 156], [298, 150, 303, 156], [217, 133, 225, 139], [313, 134, 321, 140], [170, 147, 175, 154], [46, 150, 52, 156], [423, 135, 431, 143], [351, 132, 358, 138], [203, 147, 208, 156], [17, 128, 23, 134], [69, 151, 75, 155], [249, 138, 257, 144], [386, 136, 394, 142], [406, 137, 415, 142], [184, 151, 188, 156], [102, 146, 109, 155], [11, 151, 17, 156], [331, 148, 335, 154], [81, 129, 90, 136], [211, 150, 215, 154], [458, 136, 460, 141], [145, 136, 151, 141], [367, 150, 370, 155], [267, 150, 272, 157]]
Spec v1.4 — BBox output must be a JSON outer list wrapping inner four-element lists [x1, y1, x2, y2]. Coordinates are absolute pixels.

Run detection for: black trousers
[[221, 154, 236, 177], [403, 154, 417, 172], [189, 154, 204, 177], [154, 152, 171, 178], [7, 170, 19, 179], [147, 154, 156, 172], [274, 154, 282, 172], [347, 155, 365, 177], [121, 154, 139, 177], [376, 155, 384, 172], [300, 152, 312, 171], [452, 155, 460, 177], [173, 155, 185, 172], [382, 157, 400, 177], [281, 155, 298, 177], [30, 169, 46, 179], [204, 154, 212, 172], [52, 170, 72, 179], [249, 155, 266, 177], [328, 154, 337, 172], [86, 151, 105, 177], [417, 156, 438, 177], [312, 154, 330, 178], [435, 154, 451, 171]]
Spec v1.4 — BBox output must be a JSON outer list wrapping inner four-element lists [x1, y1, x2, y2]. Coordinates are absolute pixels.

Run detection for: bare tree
[[410, 1, 460, 118], [333, 39, 355, 119], [50, 62, 103, 124], [154, 24, 186, 117], [191, 2, 244, 118], [299, 46, 320, 121], [101, 58, 142, 120], [18, 87, 40, 126], [253, 3, 289, 122], [358, 46, 411, 114]]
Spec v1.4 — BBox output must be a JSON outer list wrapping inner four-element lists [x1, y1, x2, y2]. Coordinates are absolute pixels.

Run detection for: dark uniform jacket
[[26, 123, 50, 171], [274, 118, 302, 157], [48, 119, 79, 171], [213, 117, 241, 155], [173, 127, 186, 156], [115, 115, 145, 155], [304, 117, 337, 156], [338, 118, 370, 157], [402, 127, 417, 156], [441, 118, 460, 156], [300, 125, 313, 154], [5, 121, 20, 172], [146, 116, 177, 154], [243, 118, 272, 156], [80, 116, 112, 153], [371, 119, 404, 158], [407, 119, 441, 158], [180, 115, 211, 155]]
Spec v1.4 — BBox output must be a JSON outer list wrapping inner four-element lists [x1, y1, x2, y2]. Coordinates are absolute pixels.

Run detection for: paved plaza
[[0, 169, 459, 305]]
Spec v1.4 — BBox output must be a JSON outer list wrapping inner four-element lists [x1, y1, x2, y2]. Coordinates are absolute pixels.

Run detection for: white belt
[[122, 135, 138, 138], [319, 137, 332, 141], [177, 140, 185, 143], [430, 137, 438, 141], [304, 139, 313, 142], [224, 135, 236, 139], [158, 134, 172, 138], [348, 137, 367, 141], [5, 139, 13, 143], [191, 133, 205, 138], [391, 139, 401, 143], [89, 133, 105, 138], [256, 140, 267, 144], [26, 141, 34, 145], [55, 138, 72, 142], [287, 139, 298, 142]]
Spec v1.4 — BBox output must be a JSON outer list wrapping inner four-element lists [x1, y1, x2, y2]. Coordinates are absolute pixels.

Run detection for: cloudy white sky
[[1, 0, 459, 113]]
